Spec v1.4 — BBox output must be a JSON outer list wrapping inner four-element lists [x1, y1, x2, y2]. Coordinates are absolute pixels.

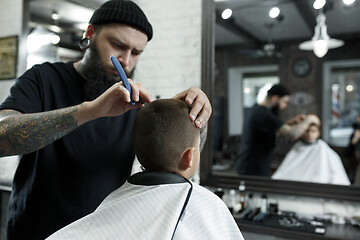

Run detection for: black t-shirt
[[0, 62, 137, 240], [235, 104, 283, 176]]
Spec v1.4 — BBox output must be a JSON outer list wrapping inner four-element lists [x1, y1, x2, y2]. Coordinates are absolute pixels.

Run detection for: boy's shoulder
[[191, 182, 225, 203]]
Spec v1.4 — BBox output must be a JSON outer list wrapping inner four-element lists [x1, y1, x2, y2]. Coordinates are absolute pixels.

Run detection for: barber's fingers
[[193, 105, 212, 128], [307, 114, 321, 125], [122, 79, 154, 105], [100, 82, 149, 115], [111, 82, 130, 101], [173, 87, 194, 104], [90, 83, 131, 117], [173, 87, 212, 128], [133, 81, 153, 104], [297, 114, 306, 121], [109, 82, 140, 109]]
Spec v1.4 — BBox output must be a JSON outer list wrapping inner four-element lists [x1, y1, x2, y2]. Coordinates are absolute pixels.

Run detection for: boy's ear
[[179, 147, 195, 170]]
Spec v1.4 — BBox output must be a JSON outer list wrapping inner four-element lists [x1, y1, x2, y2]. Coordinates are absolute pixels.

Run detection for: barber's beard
[[270, 104, 280, 116], [80, 41, 135, 100]]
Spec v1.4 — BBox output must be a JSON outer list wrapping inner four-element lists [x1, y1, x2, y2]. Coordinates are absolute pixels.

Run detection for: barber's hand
[[173, 87, 212, 128], [306, 114, 321, 126], [90, 80, 153, 118], [287, 114, 306, 125]]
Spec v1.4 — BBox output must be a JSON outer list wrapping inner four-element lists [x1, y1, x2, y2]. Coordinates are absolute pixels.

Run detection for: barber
[[235, 84, 319, 176], [0, 1, 211, 239]]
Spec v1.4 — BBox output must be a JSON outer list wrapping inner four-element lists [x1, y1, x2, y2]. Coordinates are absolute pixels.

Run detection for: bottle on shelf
[[214, 187, 224, 199], [260, 193, 268, 213], [239, 180, 247, 211], [229, 189, 237, 214], [247, 193, 254, 209]]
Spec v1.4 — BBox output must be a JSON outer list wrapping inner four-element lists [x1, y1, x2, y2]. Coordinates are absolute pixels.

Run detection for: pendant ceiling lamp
[[299, 11, 344, 58]]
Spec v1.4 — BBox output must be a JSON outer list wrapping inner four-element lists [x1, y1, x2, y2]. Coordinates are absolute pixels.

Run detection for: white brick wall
[[0, 0, 22, 37], [133, 0, 202, 99], [0, 0, 23, 102]]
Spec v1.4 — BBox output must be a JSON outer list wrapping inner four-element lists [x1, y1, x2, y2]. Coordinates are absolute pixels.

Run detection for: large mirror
[[200, 0, 360, 201]]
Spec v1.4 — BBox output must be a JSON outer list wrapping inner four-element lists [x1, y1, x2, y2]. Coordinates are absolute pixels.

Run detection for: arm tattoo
[[0, 109, 21, 120], [199, 124, 208, 152], [0, 107, 79, 157]]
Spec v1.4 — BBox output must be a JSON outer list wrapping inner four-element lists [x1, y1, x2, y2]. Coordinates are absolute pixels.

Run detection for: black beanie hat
[[90, 0, 153, 41], [267, 84, 290, 97]]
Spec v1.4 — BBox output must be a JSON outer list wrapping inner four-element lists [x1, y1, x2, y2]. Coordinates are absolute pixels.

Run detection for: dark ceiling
[[28, 0, 360, 53], [215, 0, 360, 49]]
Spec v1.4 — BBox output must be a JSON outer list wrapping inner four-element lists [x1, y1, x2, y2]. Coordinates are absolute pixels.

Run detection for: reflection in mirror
[[211, 0, 360, 189], [28, 0, 90, 68], [213, 65, 280, 176], [272, 121, 351, 185]]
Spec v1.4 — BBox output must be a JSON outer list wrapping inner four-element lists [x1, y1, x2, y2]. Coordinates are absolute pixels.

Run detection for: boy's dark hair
[[267, 84, 290, 97], [132, 99, 200, 172]]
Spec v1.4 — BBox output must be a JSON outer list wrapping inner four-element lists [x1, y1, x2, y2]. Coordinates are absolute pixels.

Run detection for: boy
[[272, 121, 350, 185], [46, 99, 243, 240]]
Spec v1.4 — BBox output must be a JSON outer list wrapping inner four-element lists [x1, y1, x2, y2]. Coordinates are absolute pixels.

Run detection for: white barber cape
[[272, 139, 350, 185], [46, 172, 244, 240]]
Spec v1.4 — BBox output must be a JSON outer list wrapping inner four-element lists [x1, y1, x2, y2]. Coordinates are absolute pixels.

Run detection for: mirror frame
[[200, 0, 360, 203]]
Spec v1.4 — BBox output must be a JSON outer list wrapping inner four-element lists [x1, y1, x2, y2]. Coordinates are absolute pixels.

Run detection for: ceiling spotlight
[[269, 7, 280, 19], [343, 0, 356, 5], [48, 25, 62, 33], [51, 11, 59, 20], [313, 0, 326, 9], [299, 12, 344, 58], [244, 87, 251, 94], [221, 8, 232, 20], [346, 84, 354, 92], [51, 34, 60, 45]]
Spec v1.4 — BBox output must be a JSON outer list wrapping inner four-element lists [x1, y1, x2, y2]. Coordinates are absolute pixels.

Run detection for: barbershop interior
[[0, 0, 360, 239]]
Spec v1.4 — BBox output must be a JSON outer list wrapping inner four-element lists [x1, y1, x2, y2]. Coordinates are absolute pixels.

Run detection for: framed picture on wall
[[0, 36, 18, 80]]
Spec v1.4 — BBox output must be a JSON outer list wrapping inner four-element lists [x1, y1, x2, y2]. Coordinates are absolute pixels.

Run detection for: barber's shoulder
[[29, 62, 68, 73]]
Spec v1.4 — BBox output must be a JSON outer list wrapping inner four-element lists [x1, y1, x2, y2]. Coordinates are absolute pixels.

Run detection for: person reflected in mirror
[[272, 122, 351, 185], [46, 99, 243, 240], [0, 1, 211, 239], [235, 83, 320, 176], [344, 115, 360, 185]]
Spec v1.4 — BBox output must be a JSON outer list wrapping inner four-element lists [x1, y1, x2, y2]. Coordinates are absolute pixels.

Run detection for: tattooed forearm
[[0, 109, 21, 120], [0, 106, 79, 157], [199, 123, 208, 152]]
